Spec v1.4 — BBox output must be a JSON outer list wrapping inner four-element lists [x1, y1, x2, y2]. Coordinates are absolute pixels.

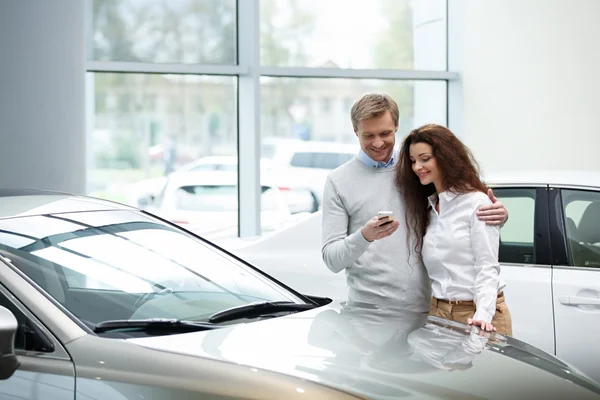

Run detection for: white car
[[228, 170, 600, 384], [177, 155, 274, 174], [147, 171, 311, 240], [262, 138, 359, 207], [125, 156, 267, 207], [127, 156, 316, 214]]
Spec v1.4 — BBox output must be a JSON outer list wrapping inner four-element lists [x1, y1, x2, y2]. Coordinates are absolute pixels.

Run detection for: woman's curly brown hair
[[395, 124, 488, 261]]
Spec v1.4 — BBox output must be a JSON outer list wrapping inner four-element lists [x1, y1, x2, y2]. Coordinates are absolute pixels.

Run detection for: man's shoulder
[[327, 157, 362, 182]]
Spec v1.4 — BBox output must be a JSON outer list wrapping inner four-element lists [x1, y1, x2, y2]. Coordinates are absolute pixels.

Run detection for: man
[[321, 93, 507, 313]]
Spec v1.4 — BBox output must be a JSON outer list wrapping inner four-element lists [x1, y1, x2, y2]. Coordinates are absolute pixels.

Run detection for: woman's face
[[409, 142, 443, 190]]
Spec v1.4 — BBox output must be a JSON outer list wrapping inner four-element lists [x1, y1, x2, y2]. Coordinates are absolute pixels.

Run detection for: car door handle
[[559, 296, 600, 306]]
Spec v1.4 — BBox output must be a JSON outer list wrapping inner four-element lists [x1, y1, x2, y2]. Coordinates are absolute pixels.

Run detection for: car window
[[188, 164, 237, 172], [561, 189, 600, 268], [0, 287, 53, 352], [215, 164, 237, 172], [313, 152, 355, 169], [289, 152, 313, 168], [175, 185, 238, 211], [493, 188, 537, 264], [174, 185, 279, 212], [0, 210, 302, 326]]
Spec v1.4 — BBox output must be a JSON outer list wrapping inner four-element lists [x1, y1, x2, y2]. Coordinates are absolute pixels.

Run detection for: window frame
[[85, 0, 454, 237]]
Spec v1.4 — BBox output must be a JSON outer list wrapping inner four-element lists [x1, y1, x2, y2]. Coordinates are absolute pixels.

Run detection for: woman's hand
[[467, 318, 496, 333]]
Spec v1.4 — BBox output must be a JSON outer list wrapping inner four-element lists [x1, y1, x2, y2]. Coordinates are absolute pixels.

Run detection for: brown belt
[[434, 292, 504, 306]]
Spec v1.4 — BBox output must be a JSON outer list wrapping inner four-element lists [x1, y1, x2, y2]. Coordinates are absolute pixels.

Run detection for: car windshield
[[0, 210, 303, 327]]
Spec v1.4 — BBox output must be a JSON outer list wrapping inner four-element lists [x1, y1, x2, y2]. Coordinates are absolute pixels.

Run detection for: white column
[[0, 0, 86, 194], [237, 0, 261, 236], [455, 0, 600, 174]]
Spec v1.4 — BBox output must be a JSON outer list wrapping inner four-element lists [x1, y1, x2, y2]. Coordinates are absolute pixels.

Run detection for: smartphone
[[377, 211, 394, 226]]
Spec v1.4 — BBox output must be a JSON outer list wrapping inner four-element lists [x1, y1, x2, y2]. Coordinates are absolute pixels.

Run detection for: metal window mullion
[[86, 61, 246, 76], [237, 0, 261, 237], [259, 66, 458, 80]]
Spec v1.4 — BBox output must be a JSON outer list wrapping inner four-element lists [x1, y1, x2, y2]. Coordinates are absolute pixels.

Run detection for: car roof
[[485, 170, 600, 188], [0, 188, 132, 220]]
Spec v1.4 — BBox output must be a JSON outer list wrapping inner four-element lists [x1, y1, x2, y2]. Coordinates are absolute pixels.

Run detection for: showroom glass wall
[[85, 0, 453, 241]]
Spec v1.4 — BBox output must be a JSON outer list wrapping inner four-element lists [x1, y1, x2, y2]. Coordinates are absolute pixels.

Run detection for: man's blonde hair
[[350, 93, 399, 131]]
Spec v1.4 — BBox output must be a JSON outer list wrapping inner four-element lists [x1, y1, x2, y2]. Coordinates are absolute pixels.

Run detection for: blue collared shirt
[[357, 148, 398, 168]]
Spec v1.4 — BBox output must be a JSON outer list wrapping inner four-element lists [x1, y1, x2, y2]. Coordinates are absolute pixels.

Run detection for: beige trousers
[[429, 293, 513, 336]]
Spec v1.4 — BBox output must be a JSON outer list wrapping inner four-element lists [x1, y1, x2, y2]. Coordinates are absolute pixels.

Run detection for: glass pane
[[493, 188, 536, 264], [155, 176, 293, 236], [260, 0, 446, 70], [260, 77, 446, 215], [87, 72, 237, 239], [168, 185, 279, 212], [562, 189, 600, 268], [175, 185, 238, 212], [90, 0, 236, 64]]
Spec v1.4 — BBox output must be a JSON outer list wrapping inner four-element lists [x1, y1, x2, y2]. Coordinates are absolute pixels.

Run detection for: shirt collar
[[427, 190, 459, 209], [441, 190, 459, 202], [358, 148, 398, 169], [427, 193, 438, 210]]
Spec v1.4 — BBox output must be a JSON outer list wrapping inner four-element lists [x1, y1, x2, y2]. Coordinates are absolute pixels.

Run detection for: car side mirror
[[0, 306, 20, 379]]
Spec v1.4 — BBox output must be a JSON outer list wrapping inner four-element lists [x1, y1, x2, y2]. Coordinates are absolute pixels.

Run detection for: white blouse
[[422, 190, 505, 323]]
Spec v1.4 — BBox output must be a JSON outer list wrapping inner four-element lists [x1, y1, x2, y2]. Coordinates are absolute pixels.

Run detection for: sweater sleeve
[[321, 176, 372, 273]]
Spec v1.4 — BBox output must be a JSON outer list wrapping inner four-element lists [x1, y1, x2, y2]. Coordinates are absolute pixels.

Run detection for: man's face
[[354, 111, 398, 163]]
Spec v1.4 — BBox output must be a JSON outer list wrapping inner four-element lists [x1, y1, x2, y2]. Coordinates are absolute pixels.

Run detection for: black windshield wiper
[[208, 301, 317, 324], [93, 318, 219, 334]]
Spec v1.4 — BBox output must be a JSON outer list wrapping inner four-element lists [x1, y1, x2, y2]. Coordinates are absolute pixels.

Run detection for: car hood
[[127, 302, 600, 399]]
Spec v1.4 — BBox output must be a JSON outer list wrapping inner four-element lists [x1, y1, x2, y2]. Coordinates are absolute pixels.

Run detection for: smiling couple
[[321, 93, 512, 336]]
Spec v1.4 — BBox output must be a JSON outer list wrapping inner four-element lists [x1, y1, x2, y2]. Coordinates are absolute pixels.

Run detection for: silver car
[[0, 188, 598, 399]]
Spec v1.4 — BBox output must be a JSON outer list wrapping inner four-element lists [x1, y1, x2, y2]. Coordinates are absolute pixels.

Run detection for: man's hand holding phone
[[360, 211, 399, 242]]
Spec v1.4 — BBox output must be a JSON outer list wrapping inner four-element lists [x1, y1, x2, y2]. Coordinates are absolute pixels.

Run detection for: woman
[[396, 124, 512, 335]]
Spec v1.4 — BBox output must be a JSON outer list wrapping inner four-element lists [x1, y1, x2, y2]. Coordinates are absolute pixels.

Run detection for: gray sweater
[[321, 157, 431, 312]]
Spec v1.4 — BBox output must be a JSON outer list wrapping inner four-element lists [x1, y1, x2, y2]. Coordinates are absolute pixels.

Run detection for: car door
[[551, 186, 600, 382], [0, 284, 75, 399], [492, 186, 555, 354]]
